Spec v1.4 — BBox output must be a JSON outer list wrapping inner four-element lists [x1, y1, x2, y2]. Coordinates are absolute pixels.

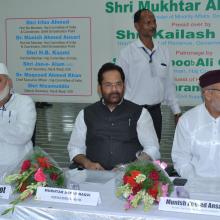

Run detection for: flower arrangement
[[2, 147, 65, 215], [116, 160, 173, 211]]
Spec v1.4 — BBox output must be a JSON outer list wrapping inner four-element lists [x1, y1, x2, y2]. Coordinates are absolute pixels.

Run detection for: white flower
[[19, 189, 33, 200], [116, 184, 132, 199], [143, 192, 155, 211], [135, 174, 146, 183], [5, 174, 22, 184], [130, 190, 144, 208]]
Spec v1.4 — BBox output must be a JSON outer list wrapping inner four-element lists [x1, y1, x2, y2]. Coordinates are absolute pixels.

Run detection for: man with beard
[[0, 63, 36, 181], [67, 63, 160, 170], [172, 70, 220, 178], [117, 9, 181, 142]]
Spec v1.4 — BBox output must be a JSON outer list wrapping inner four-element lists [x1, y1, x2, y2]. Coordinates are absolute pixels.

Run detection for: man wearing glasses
[[172, 70, 220, 178], [67, 63, 160, 170], [0, 63, 36, 181], [117, 9, 181, 142]]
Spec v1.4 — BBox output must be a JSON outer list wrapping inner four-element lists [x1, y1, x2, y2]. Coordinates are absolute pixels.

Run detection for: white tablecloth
[[0, 170, 220, 220]]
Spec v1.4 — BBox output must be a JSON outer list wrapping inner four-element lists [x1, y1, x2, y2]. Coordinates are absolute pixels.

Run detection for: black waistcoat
[[84, 99, 143, 170]]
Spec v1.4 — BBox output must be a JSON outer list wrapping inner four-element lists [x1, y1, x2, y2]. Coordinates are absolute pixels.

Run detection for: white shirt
[[172, 103, 220, 178], [117, 39, 180, 114], [68, 107, 160, 162], [0, 93, 36, 181]]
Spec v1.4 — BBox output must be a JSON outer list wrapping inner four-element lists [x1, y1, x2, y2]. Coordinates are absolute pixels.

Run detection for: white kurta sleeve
[[67, 110, 87, 161], [172, 117, 195, 178], [0, 96, 36, 145], [137, 108, 160, 160], [163, 49, 181, 115]]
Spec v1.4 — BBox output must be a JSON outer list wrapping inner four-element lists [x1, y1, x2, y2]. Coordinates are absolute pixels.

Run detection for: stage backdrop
[[0, 0, 220, 105]]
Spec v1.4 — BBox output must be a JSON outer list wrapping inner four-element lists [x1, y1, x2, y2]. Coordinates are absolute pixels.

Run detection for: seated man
[[0, 63, 36, 179], [172, 69, 220, 178], [67, 63, 160, 170]]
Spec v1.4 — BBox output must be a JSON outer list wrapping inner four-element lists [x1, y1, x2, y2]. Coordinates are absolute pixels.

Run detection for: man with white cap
[[172, 69, 220, 179], [0, 63, 36, 181]]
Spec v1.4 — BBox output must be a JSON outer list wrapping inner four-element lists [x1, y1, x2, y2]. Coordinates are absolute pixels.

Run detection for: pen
[[8, 110, 11, 124], [128, 118, 131, 126]]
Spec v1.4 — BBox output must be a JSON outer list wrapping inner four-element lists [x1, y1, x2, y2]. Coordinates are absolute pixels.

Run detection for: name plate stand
[[0, 185, 11, 199], [159, 197, 220, 216], [36, 187, 101, 206]]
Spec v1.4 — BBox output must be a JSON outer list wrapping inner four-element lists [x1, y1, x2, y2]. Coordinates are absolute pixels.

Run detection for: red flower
[[148, 181, 159, 199], [123, 175, 137, 187], [148, 188, 158, 199], [123, 173, 142, 195], [21, 160, 31, 172], [19, 181, 28, 192], [123, 175, 128, 184], [50, 173, 58, 181], [148, 170, 159, 181], [123, 170, 141, 185], [37, 157, 51, 169], [34, 168, 46, 182], [130, 170, 141, 179], [132, 184, 142, 195]]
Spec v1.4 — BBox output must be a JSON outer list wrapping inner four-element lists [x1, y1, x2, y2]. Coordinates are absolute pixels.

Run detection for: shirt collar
[[203, 103, 220, 121], [101, 98, 124, 107], [3, 93, 14, 109], [135, 38, 158, 53]]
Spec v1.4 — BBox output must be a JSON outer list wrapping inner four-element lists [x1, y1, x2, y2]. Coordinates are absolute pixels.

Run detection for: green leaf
[[1, 205, 15, 216]]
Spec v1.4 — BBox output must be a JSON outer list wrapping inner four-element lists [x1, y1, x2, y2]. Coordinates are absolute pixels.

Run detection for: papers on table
[[0, 185, 11, 199], [65, 169, 117, 186]]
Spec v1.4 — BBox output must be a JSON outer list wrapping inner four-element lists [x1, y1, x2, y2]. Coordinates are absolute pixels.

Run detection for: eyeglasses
[[101, 81, 123, 89], [207, 88, 220, 92]]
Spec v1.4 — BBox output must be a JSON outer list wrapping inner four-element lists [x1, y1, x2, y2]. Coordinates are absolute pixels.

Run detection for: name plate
[[159, 197, 220, 216], [0, 185, 11, 199], [36, 187, 101, 206]]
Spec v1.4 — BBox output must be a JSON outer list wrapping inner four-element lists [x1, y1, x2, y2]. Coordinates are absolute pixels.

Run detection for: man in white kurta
[[0, 63, 36, 182], [172, 69, 220, 178]]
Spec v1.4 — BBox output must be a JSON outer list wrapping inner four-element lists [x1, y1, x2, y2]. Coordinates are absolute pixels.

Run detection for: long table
[[0, 170, 219, 220]]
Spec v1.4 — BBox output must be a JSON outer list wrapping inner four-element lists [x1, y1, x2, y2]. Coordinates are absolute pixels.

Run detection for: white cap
[[0, 63, 9, 75]]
